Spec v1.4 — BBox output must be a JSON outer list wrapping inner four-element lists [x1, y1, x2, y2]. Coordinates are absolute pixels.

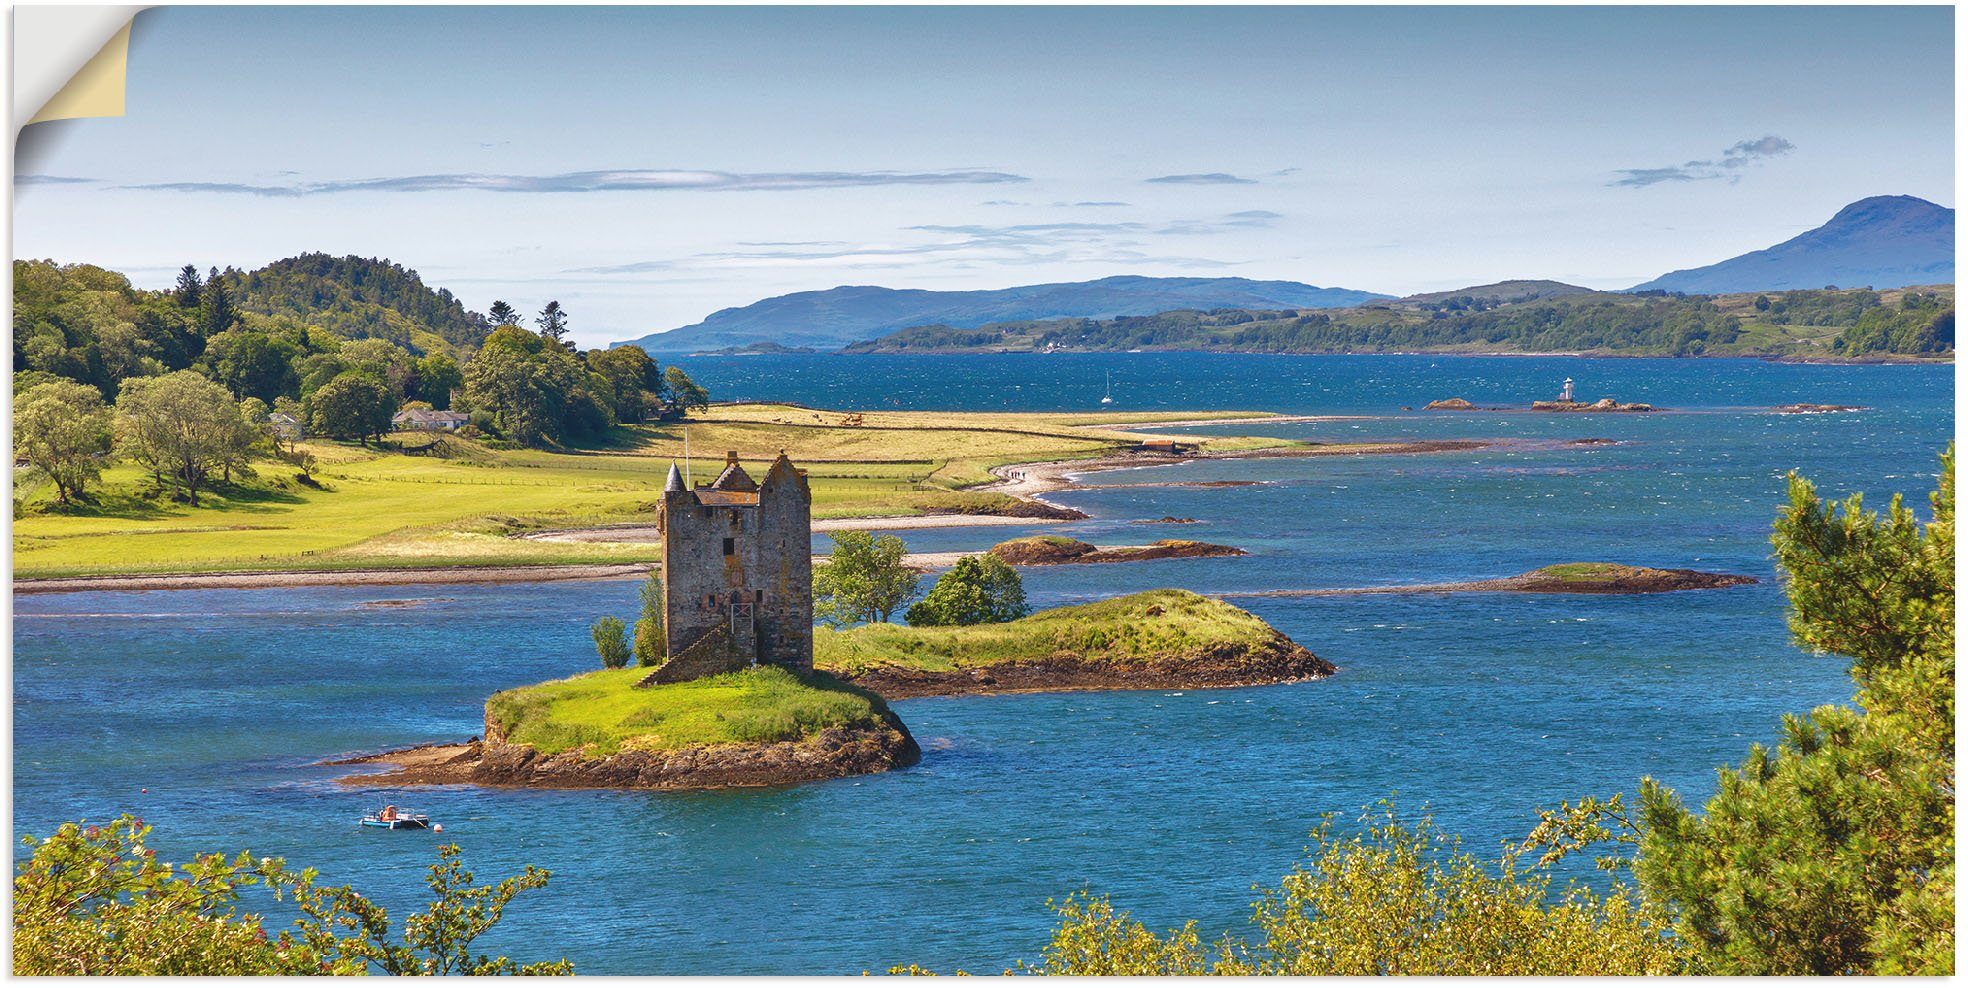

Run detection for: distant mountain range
[[614, 276, 1389, 353], [1631, 195, 1954, 294], [620, 196, 1951, 353]]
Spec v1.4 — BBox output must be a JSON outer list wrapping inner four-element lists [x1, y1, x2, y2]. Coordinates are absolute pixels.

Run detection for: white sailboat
[[1100, 371, 1114, 405]]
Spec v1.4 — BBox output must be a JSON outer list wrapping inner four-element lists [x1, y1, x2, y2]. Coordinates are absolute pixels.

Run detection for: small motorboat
[[360, 805, 436, 830]]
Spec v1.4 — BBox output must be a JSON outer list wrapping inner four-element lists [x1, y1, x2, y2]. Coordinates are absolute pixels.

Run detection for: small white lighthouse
[[1560, 377, 1575, 402]]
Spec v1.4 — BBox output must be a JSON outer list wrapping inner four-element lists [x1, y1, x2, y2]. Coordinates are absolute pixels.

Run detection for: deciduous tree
[[661, 365, 709, 417], [905, 554, 1027, 626], [813, 532, 919, 626], [307, 372, 396, 443], [13, 380, 113, 503], [114, 371, 252, 506]]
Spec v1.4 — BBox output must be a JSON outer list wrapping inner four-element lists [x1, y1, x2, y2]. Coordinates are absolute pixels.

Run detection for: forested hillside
[[12, 257, 711, 487], [219, 253, 491, 352], [845, 285, 1953, 359]]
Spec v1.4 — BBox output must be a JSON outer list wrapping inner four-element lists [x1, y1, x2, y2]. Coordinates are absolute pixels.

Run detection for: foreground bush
[[13, 816, 571, 975], [987, 806, 1683, 976]]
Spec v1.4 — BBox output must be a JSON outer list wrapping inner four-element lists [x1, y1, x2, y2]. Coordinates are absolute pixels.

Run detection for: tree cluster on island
[[12, 257, 710, 510], [811, 531, 1028, 629]]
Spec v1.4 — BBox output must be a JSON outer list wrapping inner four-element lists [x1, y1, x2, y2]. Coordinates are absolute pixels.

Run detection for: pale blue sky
[[14, 6, 1954, 346]]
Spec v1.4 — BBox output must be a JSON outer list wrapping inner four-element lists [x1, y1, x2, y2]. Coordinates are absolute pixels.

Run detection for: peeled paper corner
[[14, 5, 146, 135]]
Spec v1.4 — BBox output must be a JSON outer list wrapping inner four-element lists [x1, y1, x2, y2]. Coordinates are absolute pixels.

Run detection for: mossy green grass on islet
[[484, 664, 892, 757], [813, 589, 1278, 677]]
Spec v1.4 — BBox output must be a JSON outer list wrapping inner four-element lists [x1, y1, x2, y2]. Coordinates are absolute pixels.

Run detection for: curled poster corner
[[13, 5, 146, 135]]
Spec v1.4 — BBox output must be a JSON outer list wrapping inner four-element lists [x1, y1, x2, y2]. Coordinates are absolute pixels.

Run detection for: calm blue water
[[14, 354, 1953, 973]]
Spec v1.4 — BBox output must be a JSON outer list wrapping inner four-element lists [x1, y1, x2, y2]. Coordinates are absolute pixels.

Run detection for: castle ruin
[[639, 451, 813, 685]]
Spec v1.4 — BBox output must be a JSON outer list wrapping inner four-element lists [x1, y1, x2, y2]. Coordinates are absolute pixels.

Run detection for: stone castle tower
[[641, 451, 813, 685]]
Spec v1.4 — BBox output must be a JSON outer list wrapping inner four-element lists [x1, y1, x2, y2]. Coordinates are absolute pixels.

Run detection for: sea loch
[[13, 353, 1951, 974]]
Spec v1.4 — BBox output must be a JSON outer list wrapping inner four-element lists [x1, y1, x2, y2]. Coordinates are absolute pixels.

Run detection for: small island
[[1231, 562, 1756, 599], [987, 535, 1246, 566], [334, 665, 917, 791], [814, 589, 1332, 699]]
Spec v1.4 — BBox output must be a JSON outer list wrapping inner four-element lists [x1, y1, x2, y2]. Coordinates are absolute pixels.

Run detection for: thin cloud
[[1611, 136, 1796, 188], [16, 175, 95, 186], [1145, 172, 1257, 185], [570, 213, 1261, 274], [119, 168, 1031, 197], [1058, 200, 1131, 207]]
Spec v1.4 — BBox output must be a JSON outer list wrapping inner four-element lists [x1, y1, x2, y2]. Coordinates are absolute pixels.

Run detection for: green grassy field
[[484, 665, 890, 756], [812, 589, 1278, 676], [13, 403, 1291, 579]]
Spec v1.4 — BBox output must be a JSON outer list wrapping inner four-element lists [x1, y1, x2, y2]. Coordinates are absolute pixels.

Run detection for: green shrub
[[590, 617, 629, 669], [632, 573, 664, 666]]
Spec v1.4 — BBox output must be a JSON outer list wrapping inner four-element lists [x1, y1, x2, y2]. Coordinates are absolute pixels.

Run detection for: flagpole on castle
[[684, 426, 692, 487]]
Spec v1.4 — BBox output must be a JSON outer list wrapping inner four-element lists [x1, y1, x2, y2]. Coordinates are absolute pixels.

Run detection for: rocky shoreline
[[835, 632, 1334, 700], [329, 709, 920, 791]]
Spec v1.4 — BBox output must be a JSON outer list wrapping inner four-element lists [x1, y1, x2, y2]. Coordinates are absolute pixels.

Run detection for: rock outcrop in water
[[1232, 563, 1756, 599], [987, 536, 1246, 566], [1530, 398, 1656, 413], [1772, 403, 1869, 414]]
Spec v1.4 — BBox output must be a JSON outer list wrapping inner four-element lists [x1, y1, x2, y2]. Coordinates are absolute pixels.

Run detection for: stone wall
[[639, 625, 746, 686]]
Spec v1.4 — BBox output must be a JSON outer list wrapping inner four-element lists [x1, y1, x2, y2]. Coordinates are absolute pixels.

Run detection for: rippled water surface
[[14, 354, 1952, 973]]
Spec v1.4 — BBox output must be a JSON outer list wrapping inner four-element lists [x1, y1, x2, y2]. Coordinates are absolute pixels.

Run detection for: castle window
[[723, 537, 735, 556], [754, 588, 766, 604]]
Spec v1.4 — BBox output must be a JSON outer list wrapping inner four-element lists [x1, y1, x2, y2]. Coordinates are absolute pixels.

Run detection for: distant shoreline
[[818, 348, 1951, 365]]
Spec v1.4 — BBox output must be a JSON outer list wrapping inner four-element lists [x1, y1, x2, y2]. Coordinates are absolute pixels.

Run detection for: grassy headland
[[13, 403, 1290, 579], [814, 589, 1332, 697]]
